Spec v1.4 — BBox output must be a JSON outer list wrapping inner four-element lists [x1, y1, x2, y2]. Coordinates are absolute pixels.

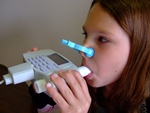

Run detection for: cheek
[[95, 48, 129, 80]]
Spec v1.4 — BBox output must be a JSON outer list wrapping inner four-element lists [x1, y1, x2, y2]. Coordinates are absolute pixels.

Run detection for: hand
[[46, 69, 91, 113], [26, 47, 38, 52]]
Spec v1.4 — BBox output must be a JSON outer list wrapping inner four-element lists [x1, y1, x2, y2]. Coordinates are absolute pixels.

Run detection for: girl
[[29, 0, 150, 112]]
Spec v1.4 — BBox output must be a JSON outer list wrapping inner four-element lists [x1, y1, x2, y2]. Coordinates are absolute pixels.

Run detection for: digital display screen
[[47, 53, 69, 65]]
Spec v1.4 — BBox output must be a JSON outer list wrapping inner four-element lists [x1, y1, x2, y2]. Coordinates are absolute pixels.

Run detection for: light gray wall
[[0, 0, 92, 67]]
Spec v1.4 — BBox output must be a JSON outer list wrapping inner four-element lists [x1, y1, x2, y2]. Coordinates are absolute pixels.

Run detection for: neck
[[102, 83, 117, 98]]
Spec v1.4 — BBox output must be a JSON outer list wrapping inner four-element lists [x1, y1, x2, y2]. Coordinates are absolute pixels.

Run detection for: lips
[[84, 72, 92, 79]]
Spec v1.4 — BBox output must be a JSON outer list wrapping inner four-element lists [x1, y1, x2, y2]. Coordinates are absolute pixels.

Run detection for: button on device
[[40, 67, 47, 72], [42, 62, 46, 66], [34, 64, 39, 68], [46, 61, 50, 65], [47, 65, 53, 70]]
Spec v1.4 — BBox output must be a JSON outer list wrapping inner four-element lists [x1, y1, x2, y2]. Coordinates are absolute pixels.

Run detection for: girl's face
[[82, 3, 130, 90]]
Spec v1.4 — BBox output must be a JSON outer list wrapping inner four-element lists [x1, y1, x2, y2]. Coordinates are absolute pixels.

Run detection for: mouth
[[84, 72, 92, 79]]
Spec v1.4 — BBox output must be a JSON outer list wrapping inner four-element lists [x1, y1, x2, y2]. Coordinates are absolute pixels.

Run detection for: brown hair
[[89, 0, 150, 112]]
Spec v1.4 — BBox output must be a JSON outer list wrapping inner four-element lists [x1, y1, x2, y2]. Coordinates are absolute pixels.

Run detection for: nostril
[[79, 51, 86, 57]]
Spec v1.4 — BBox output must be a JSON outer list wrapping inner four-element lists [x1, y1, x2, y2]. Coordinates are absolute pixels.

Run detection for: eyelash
[[82, 32, 109, 43], [82, 32, 87, 38]]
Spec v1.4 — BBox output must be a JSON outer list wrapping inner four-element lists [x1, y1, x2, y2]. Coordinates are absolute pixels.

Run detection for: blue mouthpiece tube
[[61, 39, 94, 58]]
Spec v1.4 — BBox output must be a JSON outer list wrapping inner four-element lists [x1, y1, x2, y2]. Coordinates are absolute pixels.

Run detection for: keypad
[[27, 55, 55, 72]]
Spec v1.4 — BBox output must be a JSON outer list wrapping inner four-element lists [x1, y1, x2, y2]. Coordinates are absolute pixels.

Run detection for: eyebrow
[[82, 26, 116, 37]]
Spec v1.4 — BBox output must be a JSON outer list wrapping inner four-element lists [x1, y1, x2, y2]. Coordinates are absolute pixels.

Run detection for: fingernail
[[46, 82, 52, 88], [58, 70, 64, 74], [51, 73, 58, 78]]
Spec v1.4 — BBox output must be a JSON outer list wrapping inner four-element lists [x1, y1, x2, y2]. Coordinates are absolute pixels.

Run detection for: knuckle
[[68, 69, 79, 75], [76, 102, 90, 113], [76, 106, 83, 113], [85, 101, 90, 109]]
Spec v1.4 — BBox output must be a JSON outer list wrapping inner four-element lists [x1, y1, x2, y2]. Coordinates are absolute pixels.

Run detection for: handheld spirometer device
[[0, 39, 94, 95]]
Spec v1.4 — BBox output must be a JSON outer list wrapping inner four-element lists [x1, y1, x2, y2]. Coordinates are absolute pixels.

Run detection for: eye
[[82, 32, 87, 38], [98, 37, 109, 43]]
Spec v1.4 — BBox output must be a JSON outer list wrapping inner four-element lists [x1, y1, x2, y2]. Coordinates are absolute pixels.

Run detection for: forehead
[[83, 3, 121, 34]]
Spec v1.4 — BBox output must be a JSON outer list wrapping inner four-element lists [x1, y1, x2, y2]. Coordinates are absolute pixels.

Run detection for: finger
[[71, 70, 91, 102], [50, 73, 77, 105], [59, 70, 83, 99], [59, 70, 91, 102], [46, 82, 68, 110], [32, 47, 38, 51], [26, 47, 38, 53]]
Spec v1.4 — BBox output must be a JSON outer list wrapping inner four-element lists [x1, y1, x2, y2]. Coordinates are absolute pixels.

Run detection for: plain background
[[0, 0, 92, 67], [0, 0, 92, 113]]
